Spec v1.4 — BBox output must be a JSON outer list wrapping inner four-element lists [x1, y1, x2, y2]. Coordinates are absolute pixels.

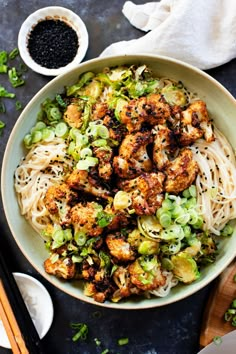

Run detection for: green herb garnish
[[9, 48, 19, 60], [0, 85, 15, 98], [70, 322, 88, 342], [8, 67, 25, 88]]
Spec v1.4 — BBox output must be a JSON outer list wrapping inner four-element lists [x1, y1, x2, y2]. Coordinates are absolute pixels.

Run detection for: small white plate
[[0, 272, 54, 349], [18, 6, 89, 76], [197, 330, 236, 354]]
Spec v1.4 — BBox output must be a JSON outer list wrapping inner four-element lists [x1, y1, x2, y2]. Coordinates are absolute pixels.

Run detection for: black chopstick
[[0, 240, 47, 354]]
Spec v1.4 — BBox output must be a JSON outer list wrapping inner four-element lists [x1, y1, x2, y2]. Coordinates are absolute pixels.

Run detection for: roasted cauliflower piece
[[178, 100, 215, 146], [66, 169, 111, 199], [106, 233, 135, 262], [63, 101, 83, 128], [93, 146, 113, 181], [104, 204, 130, 231], [153, 124, 178, 170], [119, 172, 165, 215], [113, 131, 153, 179], [112, 266, 141, 302], [128, 255, 166, 291], [71, 202, 103, 237], [44, 183, 78, 226], [120, 94, 171, 132], [44, 256, 76, 279], [164, 148, 199, 194], [102, 114, 127, 143], [91, 102, 108, 120]]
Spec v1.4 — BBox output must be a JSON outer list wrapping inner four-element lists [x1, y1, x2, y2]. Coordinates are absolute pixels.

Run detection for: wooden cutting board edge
[[200, 260, 236, 348]]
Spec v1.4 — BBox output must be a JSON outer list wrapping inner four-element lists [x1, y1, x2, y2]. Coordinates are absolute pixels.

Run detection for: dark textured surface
[[0, 1, 235, 353]]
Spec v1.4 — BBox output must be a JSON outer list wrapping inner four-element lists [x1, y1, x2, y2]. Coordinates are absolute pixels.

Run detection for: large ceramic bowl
[[2, 54, 236, 309]]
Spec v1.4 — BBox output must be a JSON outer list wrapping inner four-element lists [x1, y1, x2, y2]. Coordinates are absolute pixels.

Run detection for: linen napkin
[[100, 0, 236, 70]]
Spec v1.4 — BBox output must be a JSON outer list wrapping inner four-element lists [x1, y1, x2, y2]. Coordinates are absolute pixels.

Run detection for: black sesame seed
[[27, 19, 79, 69]]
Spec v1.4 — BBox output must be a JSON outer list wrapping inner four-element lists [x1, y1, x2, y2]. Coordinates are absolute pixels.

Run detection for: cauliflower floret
[[128, 255, 166, 291], [63, 101, 83, 128], [112, 266, 141, 302], [120, 94, 171, 132], [44, 256, 76, 279], [93, 146, 113, 181], [164, 148, 199, 194], [66, 169, 111, 199], [113, 131, 153, 179], [71, 202, 103, 237], [152, 124, 177, 170], [44, 183, 78, 226], [178, 100, 215, 146], [106, 233, 135, 262], [119, 172, 165, 215]]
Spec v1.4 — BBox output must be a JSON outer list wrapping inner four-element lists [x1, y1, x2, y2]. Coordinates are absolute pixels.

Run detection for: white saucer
[[0, 272, 54, 349]]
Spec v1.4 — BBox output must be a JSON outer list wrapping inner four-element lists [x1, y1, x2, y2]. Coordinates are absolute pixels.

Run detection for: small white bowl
[[0, 273, 54, 349], [18, 6, 89, 76]]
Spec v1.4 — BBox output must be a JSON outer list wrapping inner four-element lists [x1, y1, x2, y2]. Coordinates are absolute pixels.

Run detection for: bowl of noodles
[[2, 54, 236, 309]]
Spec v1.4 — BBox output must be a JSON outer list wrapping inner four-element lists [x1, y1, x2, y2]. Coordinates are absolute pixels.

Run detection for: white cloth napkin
[[100, 0, 236, 70]]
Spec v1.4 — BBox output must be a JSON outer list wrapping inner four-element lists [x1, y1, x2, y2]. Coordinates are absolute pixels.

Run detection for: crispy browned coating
[[178, 100, 215, 146], [120, 94, 171, 132], [112, 266, 140, 302], [44, 183, 78, 226], [106, 233, 135, 262], [71, 202, 103, 237], [66, 169, 110, 199], [119, 172, 165, 215], [153, 124, 177, 170], [113, 131, 153, 179], [93, 147, 113, 181], [91, 102, 109, 120], [164, 148, 199, 193], [104, 204, 130, 231], [63, 102, 83, 128], [44, 257, 76, 279]]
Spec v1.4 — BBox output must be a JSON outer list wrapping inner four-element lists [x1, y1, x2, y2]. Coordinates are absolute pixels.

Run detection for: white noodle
[[14, 138, 74, 234], [190, 127, 236, 235]]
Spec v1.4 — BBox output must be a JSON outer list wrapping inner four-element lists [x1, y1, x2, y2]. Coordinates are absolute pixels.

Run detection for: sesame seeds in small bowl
[[18, 6, 89, 76]]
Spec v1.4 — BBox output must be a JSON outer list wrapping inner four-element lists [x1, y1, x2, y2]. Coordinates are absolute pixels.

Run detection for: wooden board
[[200, 260, 236, 347]]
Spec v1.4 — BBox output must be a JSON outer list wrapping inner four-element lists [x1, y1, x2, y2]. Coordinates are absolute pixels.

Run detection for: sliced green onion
[[92, 139, 107, 147], [50, 106, 61, 120], [162, 199, 174, 211], [118, 337, 129, 346], [76, 157, 98, 170], [74, 232, 87, 246], [70, 322, 88, 342], [55, 122, 69, 138], [72, 255, 83, 263], [15, 100, 23, 111], [97, 125, 109, 139], [9, 48, 19, 60], [23, 134, 32, 148], [0, 120, 5, 135], [31, 130, 42, 143], [42, 128, 55, 142], [8, 67, 25, 88], [0, 84, 15, 98], [80, 147, 93, 159], [159, 211, 172, 228], [213, 336, 222, 346], [31, 121, 47, 132]]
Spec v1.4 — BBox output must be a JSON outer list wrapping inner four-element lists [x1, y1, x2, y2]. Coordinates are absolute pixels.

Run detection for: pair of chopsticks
[[0, 239, 46, 353]]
